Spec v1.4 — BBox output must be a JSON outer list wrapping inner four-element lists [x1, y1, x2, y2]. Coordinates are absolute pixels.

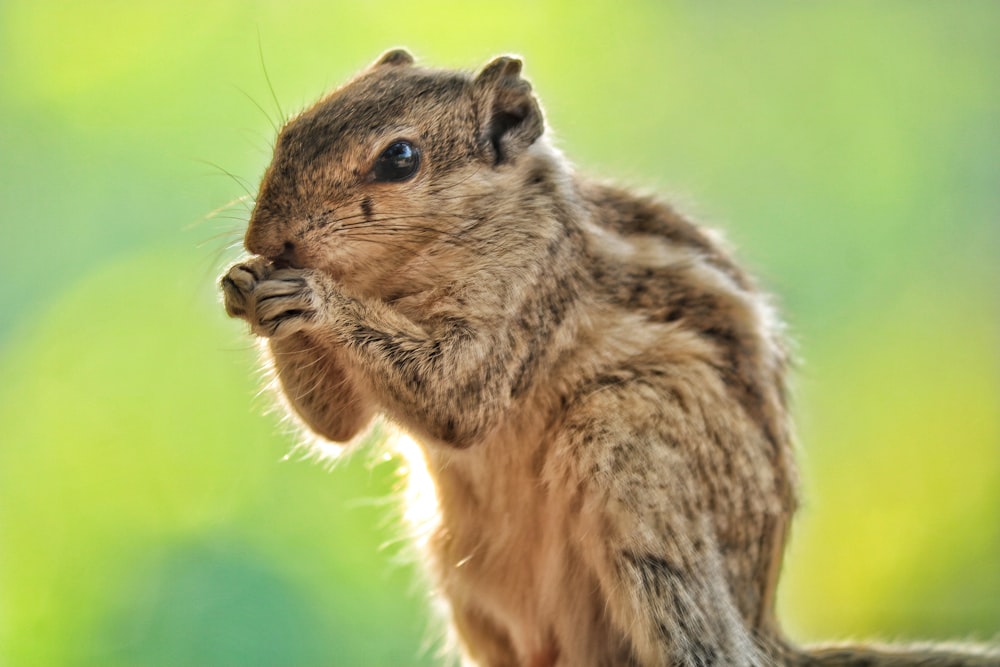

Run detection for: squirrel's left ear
[[473, 55, 544, 165], [372, 48, 415, 68]]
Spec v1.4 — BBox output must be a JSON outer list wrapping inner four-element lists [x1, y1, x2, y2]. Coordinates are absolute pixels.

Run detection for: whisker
[[257, 27, 286, 126], [205, 195, 254, 220], [426, 190, 492, 203], [342, 224, 479, 245], [438, 165, 485, 192], [337, 219, 507, 251], [196, 159, 257, 200], [185, 204, 250, 240], [338, 226, 477, 251], [204, 215, 251, 225], [336, 234, 483, 271], [196, 228, 245, 248], [200, 235, 249, 288], [337, 213, 474, 234], [323, 211, 498, 249], [234, 84, 280, 136]]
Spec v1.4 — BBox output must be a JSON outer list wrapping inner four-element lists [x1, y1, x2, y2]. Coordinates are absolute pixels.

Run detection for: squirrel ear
[[373, 48, 415, 68], [473, 55, 544, 165]]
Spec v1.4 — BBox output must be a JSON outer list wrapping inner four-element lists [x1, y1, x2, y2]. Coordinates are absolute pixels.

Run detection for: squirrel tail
[[776, 641, 1000, 666]]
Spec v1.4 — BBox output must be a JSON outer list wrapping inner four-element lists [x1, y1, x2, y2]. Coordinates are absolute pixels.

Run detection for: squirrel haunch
[[221, 49, 999, 667]]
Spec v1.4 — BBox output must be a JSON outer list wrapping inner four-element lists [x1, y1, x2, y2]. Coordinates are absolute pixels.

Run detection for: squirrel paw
[[221, 258, 319, 338]]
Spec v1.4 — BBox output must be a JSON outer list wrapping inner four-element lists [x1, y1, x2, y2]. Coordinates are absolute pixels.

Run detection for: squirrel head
[[244, 49, 554, 294]]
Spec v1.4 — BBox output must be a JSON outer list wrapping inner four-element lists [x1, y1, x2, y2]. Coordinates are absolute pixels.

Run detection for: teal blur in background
[[1, 2, 998, 665]]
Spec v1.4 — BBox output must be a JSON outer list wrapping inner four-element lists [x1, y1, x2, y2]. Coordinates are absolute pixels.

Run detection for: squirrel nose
[[246, 232, 299, 267], [244, 208, 305, 268], [244, 219, 273, 257], [244, 217, 288, 260]]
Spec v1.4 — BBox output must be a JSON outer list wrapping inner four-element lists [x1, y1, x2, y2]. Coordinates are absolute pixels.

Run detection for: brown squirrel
[[220, 49, 999, 666]]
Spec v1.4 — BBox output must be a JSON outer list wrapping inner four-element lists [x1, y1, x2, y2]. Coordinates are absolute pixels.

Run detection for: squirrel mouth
[[270, 242, 304, 270]]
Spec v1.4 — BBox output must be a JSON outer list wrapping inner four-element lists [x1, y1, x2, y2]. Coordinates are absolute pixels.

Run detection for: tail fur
[[779, 641, 1000, 666]]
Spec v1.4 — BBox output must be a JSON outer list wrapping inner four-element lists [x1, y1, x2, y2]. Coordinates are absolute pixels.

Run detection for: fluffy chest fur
[[426, 415, 629, 666]]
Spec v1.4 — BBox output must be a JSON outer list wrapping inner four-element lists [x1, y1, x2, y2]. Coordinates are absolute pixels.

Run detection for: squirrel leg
[[450, 603, 520, 667], [552, 389, 768, 667], [294, 273, 519, 449]]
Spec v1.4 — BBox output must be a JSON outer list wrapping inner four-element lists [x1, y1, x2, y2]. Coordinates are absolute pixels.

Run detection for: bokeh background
[[1, 2, 998, 665]]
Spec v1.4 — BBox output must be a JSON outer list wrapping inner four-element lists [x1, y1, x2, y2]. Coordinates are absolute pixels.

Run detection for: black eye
[[372, 141, 420, 182]]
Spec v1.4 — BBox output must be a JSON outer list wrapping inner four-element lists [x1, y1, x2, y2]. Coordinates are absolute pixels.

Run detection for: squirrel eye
[[372, 141, 421, 182]]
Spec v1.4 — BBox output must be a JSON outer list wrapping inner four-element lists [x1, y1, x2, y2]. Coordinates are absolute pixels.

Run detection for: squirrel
[[220, 49, 999, 667]]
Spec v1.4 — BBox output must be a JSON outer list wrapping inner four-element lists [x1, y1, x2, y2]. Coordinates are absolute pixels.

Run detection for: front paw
[[251, 268, 320, 337], [220, 256, 271, 320], [220, 259, 320, 338]]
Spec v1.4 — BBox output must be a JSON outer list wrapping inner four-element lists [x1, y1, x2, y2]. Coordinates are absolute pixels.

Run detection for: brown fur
[[220, 50, 999, 666]]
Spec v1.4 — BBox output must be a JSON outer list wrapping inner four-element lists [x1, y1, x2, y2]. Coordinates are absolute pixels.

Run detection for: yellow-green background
[[1, 2, 997, 665]]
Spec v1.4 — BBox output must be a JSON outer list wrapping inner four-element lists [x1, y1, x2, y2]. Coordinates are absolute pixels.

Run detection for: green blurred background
[[1, 1, 997, 665]]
